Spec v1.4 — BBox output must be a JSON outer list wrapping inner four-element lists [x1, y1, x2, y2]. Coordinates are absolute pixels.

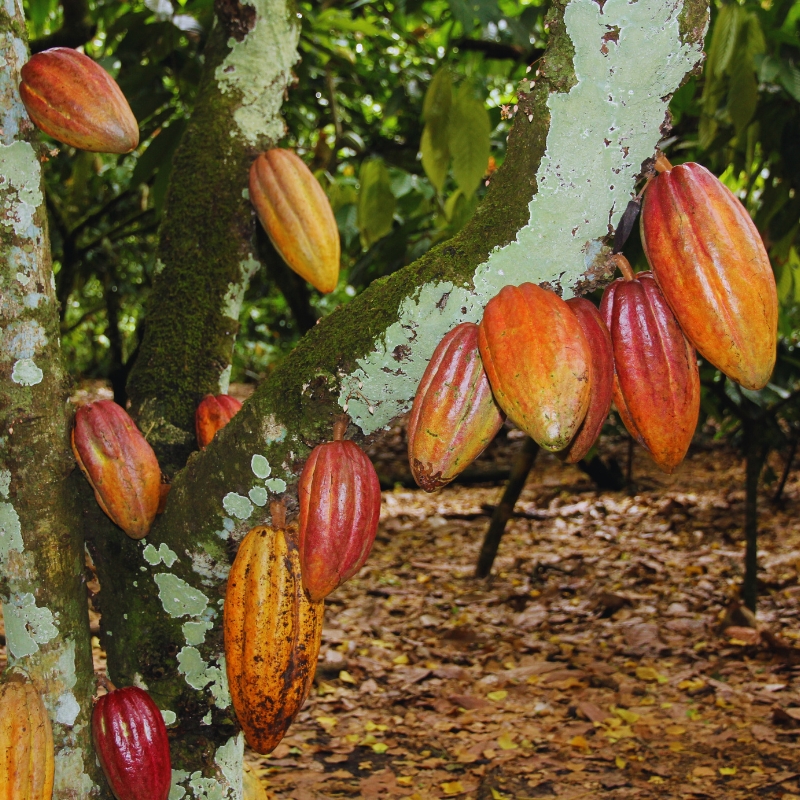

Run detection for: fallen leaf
[[441, 781, 464, 795], [487, 690, 508, 702]]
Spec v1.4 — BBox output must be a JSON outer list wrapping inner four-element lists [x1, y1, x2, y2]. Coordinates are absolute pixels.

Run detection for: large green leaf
[[728, 54, 758, 135], [708, 4, 744, 78], [422, 68, 452, 126], [421, 121, 450, 194], [357, 159, 396, 249], [447, 85, 490, 198], [447, 0, 502, 30]]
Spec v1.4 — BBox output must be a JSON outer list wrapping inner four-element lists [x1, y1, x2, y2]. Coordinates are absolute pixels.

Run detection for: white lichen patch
[[162, 709, 178, 726], [222, 256, 260, 321], [153, 573, 209, 618], [3, 591, 59, 659], [338, 0, 705, 436], [170, 769, 191, 800], [265, 478, 286, 493], [0, 468, 11, 497], [188, 772, 227, 800], [248, 486, 268, 506], [52, 746, 97, 797], [214, 0, 300, 146], [11, 358, 44, 386], [191, 548, 231, 585], [261, 414, 287, 444], [222, 492, 253, 520], [144, 542, 180, 567], [218, 364, 232, 394], [0, 500, 24, 563], [183, 619, 214, 646], [176, 647, 231, 708], [251, 454, 271, 479], [55, 691, 81, 726], [4, 318, 47, 359], [215, 734, 245, 800], [0, 141, 43, 238]]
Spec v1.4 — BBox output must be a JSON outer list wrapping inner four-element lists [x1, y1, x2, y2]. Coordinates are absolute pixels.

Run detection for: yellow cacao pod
[[249, 149, 340, 294]]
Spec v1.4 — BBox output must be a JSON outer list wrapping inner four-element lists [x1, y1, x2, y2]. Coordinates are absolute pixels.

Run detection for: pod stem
[[654, 153, 673, 173], [610, 253, 636, 281], [332, 414, 349, 442], [270, 499, 286, 530], [98, 675, 118, 694]]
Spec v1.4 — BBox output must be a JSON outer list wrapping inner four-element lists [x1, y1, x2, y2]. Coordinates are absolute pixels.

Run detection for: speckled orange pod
[[195, 394, 242, 449]]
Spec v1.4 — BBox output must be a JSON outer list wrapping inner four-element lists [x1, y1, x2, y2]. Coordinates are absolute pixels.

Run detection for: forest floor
[[4, 386, 800, 799]]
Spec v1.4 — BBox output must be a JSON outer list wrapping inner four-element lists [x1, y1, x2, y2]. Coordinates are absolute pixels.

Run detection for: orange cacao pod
[[71, 400, 160, 539], [0, 674, 54, 800], [559, 298, 614, 464], [600, 256, 700, 473], [20, 48, 139, 154], [195, 394, 243, 449], [641, 156, 777, 390], [224, 513, 324, 754], [407, 322, 505, 491], [298, 420, 381, 601], [249, 149, 340, 293], [478, 283, 592, 452]]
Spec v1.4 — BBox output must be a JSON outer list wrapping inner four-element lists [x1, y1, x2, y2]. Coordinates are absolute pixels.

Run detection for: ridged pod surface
[[478, 283, 591, 452], [71, 400, 160, 539], [559, 299, 614, 463], [641, 157, 777, 390], [92, 686, 171, 800], [249, 149, 340, 293], [298, 423, 381, 600], [195, 394, 243, 449], [601, 259, 700, 473], [407, 322, 505, 491], [224, 523, 324, 754], [20, 48, 139, 153], [0, 675, 54, 800]]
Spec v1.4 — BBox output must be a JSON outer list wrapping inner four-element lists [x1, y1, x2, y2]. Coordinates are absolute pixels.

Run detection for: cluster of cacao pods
[[408, 154, 777, 479], [20, 47, 139, 153]]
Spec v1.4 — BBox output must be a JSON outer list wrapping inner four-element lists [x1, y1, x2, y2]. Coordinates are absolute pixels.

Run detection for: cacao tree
[[1, 0, 710, 797]]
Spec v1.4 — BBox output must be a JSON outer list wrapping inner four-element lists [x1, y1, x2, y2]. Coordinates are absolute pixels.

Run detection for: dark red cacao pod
[[600, 257, 700, 473], [558, 298, 614, 463], [195, 394, 243, 449], [20, 48, 139, 153], [407, 322, 505, 491], [71, 400, 160, 539], [298, 421, 381, 601], [92, 686, 171, 800], [641, 156, 777, 390], [478, 283, 591, 452]]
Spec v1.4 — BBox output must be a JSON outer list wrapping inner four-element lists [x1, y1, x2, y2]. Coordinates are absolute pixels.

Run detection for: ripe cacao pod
[[558, 298, 614, 463], [195, 394, 243, 449], [641, 155, 777, 390], [407, 322, 505, 491], [19, 48, 139, 154], [249, 149, 340, 293], [601, 256, 700, 473], [0, 673, 54, 800], [92, 686, 171, 800], [224, 511, 324, 754], [298, 419, 381, 600], [478, 283, 592, 452], [71, 400, 160, 540]]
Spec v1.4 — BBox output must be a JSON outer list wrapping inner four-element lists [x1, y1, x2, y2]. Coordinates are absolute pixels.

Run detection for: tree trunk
[[773, 432, 797, 503]]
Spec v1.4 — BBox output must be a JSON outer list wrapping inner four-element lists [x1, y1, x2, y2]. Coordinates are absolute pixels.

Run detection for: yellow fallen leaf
[[358, 734, 377, 746], [616, 756, 627, 769], [339, 670, 356, 684], [614, 708, 640, 725], [372, 742, 389, 754], [678, 678, 705, 692], [669, 742, 684, 752], [635, 666, 661, 682], [487, 690, 508, 701], [417, 574, 431, 584], [397, 776, 413, 786], [336, 640, 349, 653], [665, 725, 686, 736], [693, 766, 716, 778], [317, 682, 337, 695], [441, 781, 464, 795], [497, 732, 518, 750], [316, 716, 338, 728], [491, 789, 508, 800], [393, 653, 409, 665], [648, 776, 665, 784], [569, 735, 590, 751], [345, 734, 359, 744], [719, 767, 736, 776], [606, 725, 635, 741]]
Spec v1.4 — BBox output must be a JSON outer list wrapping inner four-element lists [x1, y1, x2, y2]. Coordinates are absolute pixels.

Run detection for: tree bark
[[0, 9, 104, 798]]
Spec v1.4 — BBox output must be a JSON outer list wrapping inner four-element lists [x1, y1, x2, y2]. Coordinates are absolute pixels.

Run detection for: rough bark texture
[[0, 8, 103, 798]]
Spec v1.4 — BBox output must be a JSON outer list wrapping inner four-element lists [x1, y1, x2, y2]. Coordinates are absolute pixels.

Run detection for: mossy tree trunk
[[3, 0, 710, 796]]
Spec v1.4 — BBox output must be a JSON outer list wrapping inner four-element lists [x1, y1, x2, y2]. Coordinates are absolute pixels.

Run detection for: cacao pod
[[195, 394, 243, 449], [558, 298, 614, 463], [407, 322, 505, 491], [224, 510, 324, 754], [641, 155, 777, 390], [71, 400, 160, 540], [92, 686, 171, 800], [249, 149, 340, 293], [298, 419, 381, 600], [478, 283, 592, 451], [19, 48, 139, 154], [0, 673, 54, 800], [600, 255, 700, 473]]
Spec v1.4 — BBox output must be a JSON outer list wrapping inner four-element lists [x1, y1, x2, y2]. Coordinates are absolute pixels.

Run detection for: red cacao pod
[[224, 509, 324, 754], [478, 283, 592, 452], [298, 420, 381, 600], [249, 149, 340, 293], [641, 156, 777, 390], [195, 394, 243, 449], [92, 686, 171, 800], [407, 322, 505, 491], [600, 256, 700, 473], [20, 48, 139, 154], [558, 298, 614, 463], [71, 400, 160, 539], [0, 673, 54, 800]]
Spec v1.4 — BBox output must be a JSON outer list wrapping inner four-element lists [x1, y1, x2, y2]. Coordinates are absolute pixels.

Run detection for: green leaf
[[779, 60, 800, 102], [777, 258, 793, 303], [727, 54, 758, 136], [357, 159, 396, 249], [744, 13, 766, 59], [421, 122, 450, 194], [707, 4, 743, 78], [447, 0, 501, 30], [447, 86, 491, 198], [130, 119, 187, 187], [423, 68, 452, 126]]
